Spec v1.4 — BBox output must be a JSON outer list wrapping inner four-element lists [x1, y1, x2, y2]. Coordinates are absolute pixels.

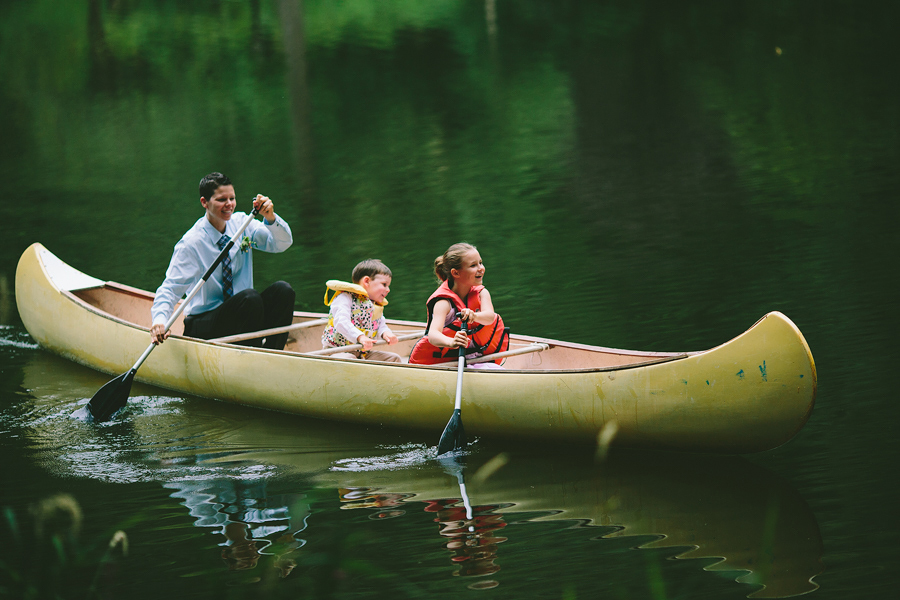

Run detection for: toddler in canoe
[[409, 242, 508, 367], [321, 259, 401, 362]]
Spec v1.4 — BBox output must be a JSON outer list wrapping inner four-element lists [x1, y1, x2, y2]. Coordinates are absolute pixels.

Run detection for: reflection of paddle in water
[[439, 455, 474, 522], [425, 497, 508, 586], [431, 455, 507, 588]]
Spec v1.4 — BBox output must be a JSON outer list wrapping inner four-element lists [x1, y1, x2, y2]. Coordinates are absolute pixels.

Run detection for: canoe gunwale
[[72, 270, 692, 361], [61, 286, 696, 374]]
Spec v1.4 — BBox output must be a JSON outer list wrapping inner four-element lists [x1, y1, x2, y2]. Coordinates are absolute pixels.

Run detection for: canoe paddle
[[437, 320, 469, 455], [86, 205, 261, 422]]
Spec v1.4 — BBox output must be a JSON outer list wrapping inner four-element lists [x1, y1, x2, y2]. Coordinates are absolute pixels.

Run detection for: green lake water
[[1, 1, 897, 598]]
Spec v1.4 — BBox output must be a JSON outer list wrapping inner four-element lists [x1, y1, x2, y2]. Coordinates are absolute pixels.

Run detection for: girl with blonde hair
[[409, 243, 508, 365]]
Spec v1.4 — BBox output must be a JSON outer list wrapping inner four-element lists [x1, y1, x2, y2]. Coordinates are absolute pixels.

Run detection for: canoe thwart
[[466, 342, 550, 365], [307, 331, 424, 356], [211, 318, 329, 344]]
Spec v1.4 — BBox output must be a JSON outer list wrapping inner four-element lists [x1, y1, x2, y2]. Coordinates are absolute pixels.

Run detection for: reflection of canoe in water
[[16, 353, 822, 598], [16, 242, 816, 452], [318, 453, 823, 599], [163, 456, 824, 598]]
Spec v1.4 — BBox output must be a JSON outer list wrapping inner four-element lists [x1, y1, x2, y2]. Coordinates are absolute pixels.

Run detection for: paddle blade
[[437, 408, 467, 456], [86, 369, 136, 422]]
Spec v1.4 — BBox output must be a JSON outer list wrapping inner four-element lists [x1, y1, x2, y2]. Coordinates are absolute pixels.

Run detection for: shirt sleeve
[[331, 293, 365, 342], [247, 213, 292, 253], [151, 241, 201, 326], [378, 317, 393, 339]]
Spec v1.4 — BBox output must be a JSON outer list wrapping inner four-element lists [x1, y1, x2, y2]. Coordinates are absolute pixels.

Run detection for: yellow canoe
[[15, 242, 816, 452], [13, 352, 822, 597]]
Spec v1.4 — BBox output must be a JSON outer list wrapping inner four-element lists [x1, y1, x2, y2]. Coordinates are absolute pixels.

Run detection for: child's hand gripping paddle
[[437, 320, 469, 455], [86, 205, 261, 422]]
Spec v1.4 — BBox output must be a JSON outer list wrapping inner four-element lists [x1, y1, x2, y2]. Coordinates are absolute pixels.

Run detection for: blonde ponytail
[[434, 243, 476, 287]]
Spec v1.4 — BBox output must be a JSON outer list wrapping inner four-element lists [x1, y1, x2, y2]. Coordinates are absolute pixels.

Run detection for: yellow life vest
[[323, 280, 386, 321], [322, 280, 388, 349]]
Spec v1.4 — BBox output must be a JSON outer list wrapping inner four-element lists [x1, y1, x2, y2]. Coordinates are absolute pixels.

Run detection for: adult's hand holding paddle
[[253, 194, 276, 223], [86, 204, 261, 422], [150, 323, 169, 345], [437, 319, 469, 455]]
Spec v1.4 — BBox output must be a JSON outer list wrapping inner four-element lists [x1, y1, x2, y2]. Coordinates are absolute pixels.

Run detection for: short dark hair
[[352, 259, 392, 283], [199, 172, 232, 199]]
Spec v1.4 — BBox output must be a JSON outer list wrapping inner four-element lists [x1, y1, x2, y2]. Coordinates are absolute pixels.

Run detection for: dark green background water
[[1, 1, 897, 598]]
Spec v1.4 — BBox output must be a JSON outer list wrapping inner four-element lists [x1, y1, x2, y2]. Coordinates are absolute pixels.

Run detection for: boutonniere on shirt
[[239, 236, 258, 253]]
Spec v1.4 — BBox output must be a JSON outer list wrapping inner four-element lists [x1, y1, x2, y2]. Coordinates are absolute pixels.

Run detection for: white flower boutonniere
[[239, 236, 258, 253]]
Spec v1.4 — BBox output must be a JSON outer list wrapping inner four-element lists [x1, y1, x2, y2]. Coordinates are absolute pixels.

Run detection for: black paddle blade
[[437, 408, 467, 456], [86, 369, 136, 422]]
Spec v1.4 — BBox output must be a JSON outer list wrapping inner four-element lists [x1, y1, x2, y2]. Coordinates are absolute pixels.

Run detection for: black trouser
[[183, 281, 295, 349]]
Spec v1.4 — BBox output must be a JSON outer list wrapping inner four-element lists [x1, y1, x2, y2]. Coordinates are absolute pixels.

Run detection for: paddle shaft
[[437, 321, 469, 456], [436, 321, 469, 455], [136, 207, 260, 371], [453, 330, 466, 411]]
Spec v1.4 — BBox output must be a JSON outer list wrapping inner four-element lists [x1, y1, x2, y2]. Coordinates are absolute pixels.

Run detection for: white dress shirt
[[151, 212, 292, 326]]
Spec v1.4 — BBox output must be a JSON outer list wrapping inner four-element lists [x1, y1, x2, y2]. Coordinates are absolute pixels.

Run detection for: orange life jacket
[[408, 281, 509, 365]]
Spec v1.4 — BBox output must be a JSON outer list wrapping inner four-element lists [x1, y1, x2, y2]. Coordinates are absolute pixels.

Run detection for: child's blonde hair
[[352, 259, 392, 283], [433, 243, 476, 286]]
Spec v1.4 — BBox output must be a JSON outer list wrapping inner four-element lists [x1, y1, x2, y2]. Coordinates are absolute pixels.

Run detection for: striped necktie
[[216, 234, 233, 300]]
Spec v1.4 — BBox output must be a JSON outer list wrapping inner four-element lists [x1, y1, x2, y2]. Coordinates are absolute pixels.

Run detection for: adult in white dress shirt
[[150, 172, 295, 349]]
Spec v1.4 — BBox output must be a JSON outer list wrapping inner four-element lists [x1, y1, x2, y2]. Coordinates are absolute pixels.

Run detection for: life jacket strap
[[324, 288, 341, 306]]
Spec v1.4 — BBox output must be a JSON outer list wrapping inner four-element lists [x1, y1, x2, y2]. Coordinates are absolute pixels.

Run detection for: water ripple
[[331, 443, 438, 472]]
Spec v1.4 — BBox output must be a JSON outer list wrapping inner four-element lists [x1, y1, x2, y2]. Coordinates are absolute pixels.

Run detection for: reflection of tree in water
[[164, 479, 309, 578]]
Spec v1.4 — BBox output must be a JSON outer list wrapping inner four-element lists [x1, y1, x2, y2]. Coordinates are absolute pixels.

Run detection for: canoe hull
[[15, 243, 816, 452]]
